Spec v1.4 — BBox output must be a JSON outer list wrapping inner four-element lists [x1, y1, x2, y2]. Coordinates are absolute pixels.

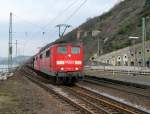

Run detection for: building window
[[131, 61, 134, 66], [131, 54, 134, 56], [107, 60, 109, 64], [147, 61, 150, 67], [138, 61, 142, 66], [124, 61, 128, 66], [118, 61, 121, 66]]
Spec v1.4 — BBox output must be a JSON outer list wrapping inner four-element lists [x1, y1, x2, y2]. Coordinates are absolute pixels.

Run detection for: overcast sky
[[0, 0, 120, 57]]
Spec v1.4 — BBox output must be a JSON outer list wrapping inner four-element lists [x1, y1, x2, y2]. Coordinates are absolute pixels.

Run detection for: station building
[[94, 41, 150, 67]]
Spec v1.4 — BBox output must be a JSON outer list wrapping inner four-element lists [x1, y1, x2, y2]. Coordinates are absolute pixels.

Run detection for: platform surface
[[84, 69, 150, 86]]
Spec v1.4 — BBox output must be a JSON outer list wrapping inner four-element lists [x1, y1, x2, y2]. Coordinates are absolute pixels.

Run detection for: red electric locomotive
[[34, 41, 84, 84]]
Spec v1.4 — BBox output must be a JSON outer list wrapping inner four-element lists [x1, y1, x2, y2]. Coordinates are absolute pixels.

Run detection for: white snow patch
[[0, 72, 14, 81]]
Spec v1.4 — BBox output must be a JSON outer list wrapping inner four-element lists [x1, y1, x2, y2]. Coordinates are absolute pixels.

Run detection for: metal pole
[[142, 17, 146, 67], [98, 38, 100, 56], [133, 40, 136, 71], [16, 40, 17, 57], [56, 24, 71, 39], [58, 26, 61, 38], [8, 12, 13, 72]]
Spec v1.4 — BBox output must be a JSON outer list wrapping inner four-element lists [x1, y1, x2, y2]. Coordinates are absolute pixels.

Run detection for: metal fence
[[85, 65, 150, 75], [0, 68, 9, 73], [0, 67, 17, 75]]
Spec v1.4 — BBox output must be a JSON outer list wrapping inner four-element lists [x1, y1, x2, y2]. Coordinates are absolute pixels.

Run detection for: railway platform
[[84, 68, 150, 87]]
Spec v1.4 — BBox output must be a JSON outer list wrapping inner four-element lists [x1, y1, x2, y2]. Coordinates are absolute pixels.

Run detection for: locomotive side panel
[[44, 48, 51, 72], [34, 54, 40, 71]]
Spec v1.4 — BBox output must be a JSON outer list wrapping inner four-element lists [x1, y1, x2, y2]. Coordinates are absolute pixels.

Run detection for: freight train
[[32, 41, 84, 85]]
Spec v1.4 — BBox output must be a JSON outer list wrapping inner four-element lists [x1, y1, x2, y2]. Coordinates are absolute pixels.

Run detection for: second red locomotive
[[34, 41, 84, 84]]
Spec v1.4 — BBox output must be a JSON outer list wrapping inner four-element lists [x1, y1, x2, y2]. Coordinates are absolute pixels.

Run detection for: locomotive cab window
[[40, 54, 43, 59], [71, 47, 80, 54], [57, 47, 67, 54], [46, 50, 50, 57]]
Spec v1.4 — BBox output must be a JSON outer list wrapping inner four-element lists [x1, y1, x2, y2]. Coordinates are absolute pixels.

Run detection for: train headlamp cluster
[[60, 67, 64, 71], [56, 60, 82, 65], [56, 61, 65, 65], [75, 61, 82, 65], [75, 67, 79, 70]]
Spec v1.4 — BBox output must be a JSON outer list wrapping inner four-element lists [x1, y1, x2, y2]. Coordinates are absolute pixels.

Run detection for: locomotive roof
[[39, 39, 68, 53], [39, 38, 82, 53]]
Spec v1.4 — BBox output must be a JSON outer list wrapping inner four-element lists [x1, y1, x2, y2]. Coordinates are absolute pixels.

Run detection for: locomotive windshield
[[71, 47, 80, 54], [57, 47, 67, 54]]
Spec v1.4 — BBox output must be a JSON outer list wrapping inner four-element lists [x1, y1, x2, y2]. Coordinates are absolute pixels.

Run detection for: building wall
[[94, 41, 150, 67]]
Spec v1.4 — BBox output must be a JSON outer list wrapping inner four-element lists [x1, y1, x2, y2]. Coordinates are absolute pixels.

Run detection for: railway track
[[83, 75, 150, 99], [62, 86, 148, 114], [20, 67, 149, 114]]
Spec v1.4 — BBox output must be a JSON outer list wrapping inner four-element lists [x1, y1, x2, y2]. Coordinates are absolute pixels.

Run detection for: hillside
[[61, 0, 150, 61]]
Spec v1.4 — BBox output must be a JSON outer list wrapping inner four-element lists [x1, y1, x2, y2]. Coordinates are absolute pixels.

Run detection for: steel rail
[[20, 67, 149, 114], [83, 78, 150, 99], [73, 85, 149, 114], [20, 68, 101, 114]]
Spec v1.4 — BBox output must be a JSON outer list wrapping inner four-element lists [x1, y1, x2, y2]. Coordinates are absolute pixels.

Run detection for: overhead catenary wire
[[28, 0, 84, 35], [25, 0, 81, 36], [63, 0, 88, 23], [39, 0, 87, 37], [42, 0, 80, 31], [13, 13, 44, 30], [11, 0, 78, 35], [12, 0, 87, 37], [11, 0, 88, 55]]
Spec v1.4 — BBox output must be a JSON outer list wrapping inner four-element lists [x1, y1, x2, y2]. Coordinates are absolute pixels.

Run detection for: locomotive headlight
[[60, 67, 64, 70], [56, 61, 64, 65], [75, 67, 79, 70], [75, 61, 82, 65]]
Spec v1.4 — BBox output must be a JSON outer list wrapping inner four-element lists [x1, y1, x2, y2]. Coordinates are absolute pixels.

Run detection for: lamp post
[[142, 17, 149, 67], [142, 17, 146, 67], [129, 36, 139, 68], [97, 37, 100, 56]]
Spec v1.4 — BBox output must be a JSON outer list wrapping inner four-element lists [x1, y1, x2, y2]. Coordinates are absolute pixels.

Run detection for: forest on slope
[[58, 0, 150, 61]]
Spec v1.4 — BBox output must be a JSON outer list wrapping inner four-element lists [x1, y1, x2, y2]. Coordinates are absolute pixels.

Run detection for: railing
[[0, 68, 9, 73], [0, 67, 18, 73], [85, 66, 150, 75]]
